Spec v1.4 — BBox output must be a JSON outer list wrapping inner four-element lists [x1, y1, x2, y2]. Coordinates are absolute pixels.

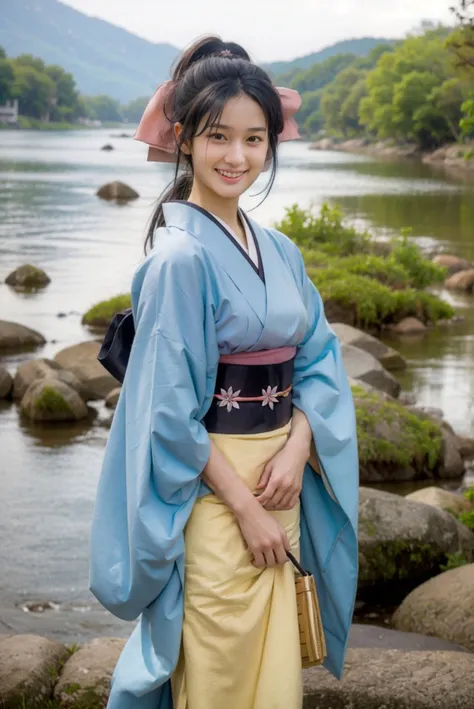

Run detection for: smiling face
[[175, 93, 269, 204]]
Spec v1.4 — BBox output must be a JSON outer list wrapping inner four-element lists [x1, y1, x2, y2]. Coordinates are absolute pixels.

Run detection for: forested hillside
[[1, 0, 180, 102]]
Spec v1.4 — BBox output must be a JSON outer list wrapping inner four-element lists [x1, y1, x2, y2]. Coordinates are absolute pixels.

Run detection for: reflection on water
[[1, 129, 474, 637]]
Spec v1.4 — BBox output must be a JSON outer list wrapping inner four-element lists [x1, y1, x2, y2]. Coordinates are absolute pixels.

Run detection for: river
[[1, 128, 473, 642]]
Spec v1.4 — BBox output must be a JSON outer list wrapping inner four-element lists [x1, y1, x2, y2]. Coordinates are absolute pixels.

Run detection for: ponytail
[[145, 169, 193, 253]]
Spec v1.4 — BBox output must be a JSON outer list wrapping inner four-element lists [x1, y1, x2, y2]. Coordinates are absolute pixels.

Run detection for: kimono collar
[[162, 200, 267, 325]]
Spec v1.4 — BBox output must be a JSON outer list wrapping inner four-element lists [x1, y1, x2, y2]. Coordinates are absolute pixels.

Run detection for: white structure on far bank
[[0, 99, 19, 124]]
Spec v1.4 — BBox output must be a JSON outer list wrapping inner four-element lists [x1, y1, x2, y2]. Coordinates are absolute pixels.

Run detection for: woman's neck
[[187, 184, 244, 242]]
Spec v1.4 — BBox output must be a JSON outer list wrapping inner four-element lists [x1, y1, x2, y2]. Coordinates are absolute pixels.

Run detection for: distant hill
[[264, 37, 396, 76], [1, 0, 180, 102]]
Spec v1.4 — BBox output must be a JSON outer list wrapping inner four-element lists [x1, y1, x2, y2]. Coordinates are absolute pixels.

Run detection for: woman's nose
[[224, 141, 246, 165]]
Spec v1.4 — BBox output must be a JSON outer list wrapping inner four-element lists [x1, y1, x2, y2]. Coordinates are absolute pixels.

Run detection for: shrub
[[82, 294, 131, 328], [274, 202, 371, 255]]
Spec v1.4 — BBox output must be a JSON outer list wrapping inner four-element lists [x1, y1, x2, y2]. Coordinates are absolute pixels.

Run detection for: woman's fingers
[[256, 462, 273, 490]]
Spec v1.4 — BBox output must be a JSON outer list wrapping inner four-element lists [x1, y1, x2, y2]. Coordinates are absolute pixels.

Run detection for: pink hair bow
[[134, 81, 301, 163]]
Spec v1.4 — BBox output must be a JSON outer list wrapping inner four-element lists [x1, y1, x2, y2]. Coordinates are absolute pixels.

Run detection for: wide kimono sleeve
[[89, 238, 219, 624], [290, 246, 359, 680]]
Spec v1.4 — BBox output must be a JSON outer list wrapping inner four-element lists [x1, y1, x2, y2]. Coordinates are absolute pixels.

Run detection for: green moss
[[352, 386, 443, 471], [34, 386, 72, 416], [463, 485, 474, 504], [82, 294, 131, 328], [440, 551, 470, 571], [361, 540, 439, 582], [457, 510, 474, 531]]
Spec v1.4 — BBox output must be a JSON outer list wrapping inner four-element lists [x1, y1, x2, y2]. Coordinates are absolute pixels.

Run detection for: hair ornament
[[218, 49, 234, 57]]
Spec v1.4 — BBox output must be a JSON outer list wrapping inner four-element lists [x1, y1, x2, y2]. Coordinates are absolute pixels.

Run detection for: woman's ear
[[174, 122, 191, 155]]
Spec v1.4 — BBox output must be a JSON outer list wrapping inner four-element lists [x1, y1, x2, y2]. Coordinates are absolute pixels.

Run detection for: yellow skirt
[[171, 421, 302, 709]]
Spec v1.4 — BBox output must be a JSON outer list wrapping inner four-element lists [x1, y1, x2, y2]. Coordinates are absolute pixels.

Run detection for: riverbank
[[310, 137, 474, 175], [0, 119, 130, 131]]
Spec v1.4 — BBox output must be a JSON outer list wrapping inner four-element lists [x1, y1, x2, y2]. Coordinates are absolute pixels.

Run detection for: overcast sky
[[63, 0, 455, 62]]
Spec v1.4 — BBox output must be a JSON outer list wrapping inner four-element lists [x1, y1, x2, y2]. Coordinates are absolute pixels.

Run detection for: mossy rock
[[358, 487, 474, 598], [82, 294, 131, 328], [21, 378, 88, 422], [352, 386, 443, 482], [5, 264, 51, 290]]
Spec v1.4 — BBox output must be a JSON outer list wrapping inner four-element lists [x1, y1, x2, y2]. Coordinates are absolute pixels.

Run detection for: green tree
[[460, 98, 474, 135], [359, 31, 458, 147], [321, 67, 367, 137], [121, 96, 148, 123], [0, 54, 14, 103], [13, 54, 46, 73], [82, 94, 122, 122], [44, 64, 82, 121], [11, 64, 56, 119]]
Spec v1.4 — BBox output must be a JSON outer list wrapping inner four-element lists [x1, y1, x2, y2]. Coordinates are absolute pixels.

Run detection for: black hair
[[144, 35, 285, 252]]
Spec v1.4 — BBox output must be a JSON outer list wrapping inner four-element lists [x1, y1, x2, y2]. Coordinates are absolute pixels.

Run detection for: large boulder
[[54, 637, 125, 706], [358, 487, 474, 596], [0, 366, 13, 398], [432, 254, 470, 275], [0, 320, 45, 353], [303, 648, 474, 708], [96, 181, 139, 202], [405, 486, 473, 515], [341, 344, 401, 398], [13, 358, 89, 401], [332, 323, 406, 371], [392, 564, 474, 652], [0, 634, 68, 707], [444, 268, 474, 291], [20, 378, 89, 422], [54, 341, 118, 399], [5, 264, 50, 290], [354, 390, 450, 482]]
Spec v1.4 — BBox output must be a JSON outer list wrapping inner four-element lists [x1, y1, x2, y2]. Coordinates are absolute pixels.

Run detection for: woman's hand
[[235, 500, 291, 568], [254, 438, 309, 510], [254, 408, 313, 511]]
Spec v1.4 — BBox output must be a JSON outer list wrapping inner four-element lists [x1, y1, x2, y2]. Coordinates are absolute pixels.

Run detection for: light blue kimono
[[89, 200, 359, 708]]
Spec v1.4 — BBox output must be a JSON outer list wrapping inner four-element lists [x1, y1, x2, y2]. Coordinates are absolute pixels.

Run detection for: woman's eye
[[209, 133, 226, 140], [248, 136, 263, 143]]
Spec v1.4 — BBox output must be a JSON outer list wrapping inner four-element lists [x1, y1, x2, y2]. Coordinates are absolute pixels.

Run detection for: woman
[[90, 35, 359, 709]]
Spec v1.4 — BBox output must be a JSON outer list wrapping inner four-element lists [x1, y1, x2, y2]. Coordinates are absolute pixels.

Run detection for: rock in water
[[0, 366, 13, 398], [5, 264, 51, 289], [432, 254, 470, 275], [388, 317, 427, 335], [96, 181, 139, 201], [393, 564, 474, 652], [341, 343, 401, 398], [13, 358, 89, 401], [55, 340, 119, 398], [21, 377, 88, 421], [101, 144, 114, 151], [444, 268, 474, 291], [332, 323, 406, 371], [0, 320, 46, 353]]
